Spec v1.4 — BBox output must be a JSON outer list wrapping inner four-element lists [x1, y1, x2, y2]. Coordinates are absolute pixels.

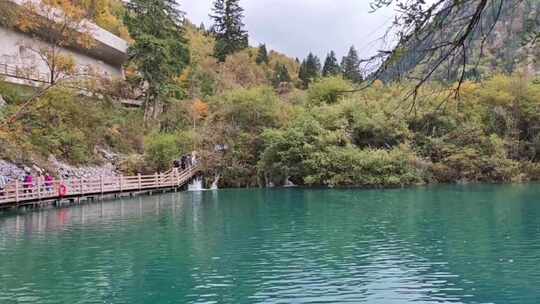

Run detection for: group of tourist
[[0, 171, 55, 198], [174, 152, 199, 171], [1, 153, 200, 199]]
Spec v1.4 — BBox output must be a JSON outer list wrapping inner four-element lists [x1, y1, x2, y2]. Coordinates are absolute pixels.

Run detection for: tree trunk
[[143, 95, 154, 123]]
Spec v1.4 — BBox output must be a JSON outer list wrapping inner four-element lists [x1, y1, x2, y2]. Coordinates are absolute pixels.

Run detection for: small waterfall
[[210, 174, 220, 190], [188, 176, 204, 191]]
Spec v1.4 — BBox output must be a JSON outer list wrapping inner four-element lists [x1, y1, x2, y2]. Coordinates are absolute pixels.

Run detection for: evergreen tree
[[272, 62, 291, 87], [124, 0, 190, 120], [256, 44, 269, 65], [199, 22, 206, 32], [210, 0, 249, 62], [322, 51, 341, 77], [298, 53, 321, 88], [341, 46, 363, 83]]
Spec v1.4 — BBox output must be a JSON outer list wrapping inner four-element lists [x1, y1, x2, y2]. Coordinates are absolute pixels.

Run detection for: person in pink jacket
[[23, 173, 34, 194]]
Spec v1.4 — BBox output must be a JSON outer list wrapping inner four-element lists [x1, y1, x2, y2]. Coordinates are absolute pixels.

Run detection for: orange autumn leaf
[[191, 99, 209, 120]]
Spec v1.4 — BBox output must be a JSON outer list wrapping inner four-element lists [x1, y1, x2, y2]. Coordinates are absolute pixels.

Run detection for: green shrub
[[427, 134, 521, 183], [210, 86, 283, 132], [1, 86, 148, 164], [144, 133, 181, 172], [521, 162, 540, 181], [142, 130, 197, 173], [0, 81, 35, 104], [302, 145, 425, 187], [307, 76, 352, 106]]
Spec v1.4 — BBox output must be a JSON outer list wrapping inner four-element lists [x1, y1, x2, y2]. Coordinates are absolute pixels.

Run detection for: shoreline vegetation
[[0, 0, 539, 190], [2, 73, 539, 189]]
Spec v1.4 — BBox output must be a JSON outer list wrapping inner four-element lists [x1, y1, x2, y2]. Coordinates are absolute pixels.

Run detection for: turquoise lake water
[[1, 185, 540, 303]]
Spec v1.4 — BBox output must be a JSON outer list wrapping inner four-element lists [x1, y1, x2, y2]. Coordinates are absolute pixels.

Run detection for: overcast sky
[[180, 0, 398, 61]]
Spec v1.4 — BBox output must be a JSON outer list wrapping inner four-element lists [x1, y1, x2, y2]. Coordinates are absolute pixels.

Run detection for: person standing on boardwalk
[[183, 155, 190, 169], [23, 172, 34, 194], [44, 173, 53, 192], [191, 151, 198, 166], [37, 173, 44, 194], [0, 175, 7, 196]]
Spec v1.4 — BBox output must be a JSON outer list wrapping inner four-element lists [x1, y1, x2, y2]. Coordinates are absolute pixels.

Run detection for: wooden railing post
[[119, 175, 123, 192], [154, 173, 158, 188], [15, 180, 19, 202], [138, 174, 142, 190], [38, 179, 42, 200], [100, 176, 104, 194]]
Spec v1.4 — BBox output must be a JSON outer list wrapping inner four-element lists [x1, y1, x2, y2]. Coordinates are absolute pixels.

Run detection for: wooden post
[[37, 179, 41, 200], [100, 176, 104, 194], [119, 175, 123, 192], [154, 173, 158, 188], [138, 174, 142, 190], [15, 180, 19, 202]]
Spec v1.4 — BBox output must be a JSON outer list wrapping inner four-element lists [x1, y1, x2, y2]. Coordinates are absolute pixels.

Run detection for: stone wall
[[0, 27, 124, 84]]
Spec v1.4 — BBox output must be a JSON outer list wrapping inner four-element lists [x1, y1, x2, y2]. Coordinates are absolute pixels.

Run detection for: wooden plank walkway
[[0, 165, 200, 209]]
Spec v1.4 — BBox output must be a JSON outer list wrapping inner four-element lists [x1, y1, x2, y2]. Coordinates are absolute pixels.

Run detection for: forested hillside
[[0, 0, 539, 188]]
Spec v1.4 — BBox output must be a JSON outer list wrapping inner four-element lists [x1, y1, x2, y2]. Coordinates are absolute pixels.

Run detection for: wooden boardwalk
[[0, 165, 200, 209]]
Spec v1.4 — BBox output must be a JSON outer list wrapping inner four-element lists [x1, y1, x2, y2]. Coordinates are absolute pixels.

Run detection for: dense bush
[[306, 76, 352, 105], [209, 86, 284, 132], [302, 145, 425, 187], [257, 111, 425, 187], [1, 87, 145, 165], [253, 74, 540, 187], [143, 129, 198, 172], [144, 133, 180, 172], [0, 81, 35, 104]]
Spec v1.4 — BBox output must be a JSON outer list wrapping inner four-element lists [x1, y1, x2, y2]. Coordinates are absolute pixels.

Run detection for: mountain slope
[[379, 0, 540, 83]]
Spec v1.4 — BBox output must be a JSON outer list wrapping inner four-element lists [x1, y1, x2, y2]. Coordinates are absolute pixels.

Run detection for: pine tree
[[199, 22, 206, 32], [124, 0, 190, 120], [256, 44, 269, 65], [298, 53, 321, 88], [341, 46, 363, 83], [210, 0, 249, 62], [322, 51, 341, 77], [272, 62, 291, 87]]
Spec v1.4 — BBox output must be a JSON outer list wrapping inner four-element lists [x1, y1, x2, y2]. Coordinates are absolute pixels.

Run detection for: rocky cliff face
[[379, 0, 540, 82]]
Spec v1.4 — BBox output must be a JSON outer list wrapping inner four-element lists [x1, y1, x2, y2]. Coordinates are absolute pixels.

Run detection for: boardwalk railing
[[0, 62, 143, 107], [0, 62, 50, 83], [0, 165, 200, 206]]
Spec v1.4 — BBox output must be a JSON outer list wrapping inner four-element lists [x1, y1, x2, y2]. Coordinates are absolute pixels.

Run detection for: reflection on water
[[1, 184, 540, 304]]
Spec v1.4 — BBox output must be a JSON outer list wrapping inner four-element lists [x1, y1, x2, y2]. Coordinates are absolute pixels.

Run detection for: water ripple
[[0, 185, 540, 303]]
